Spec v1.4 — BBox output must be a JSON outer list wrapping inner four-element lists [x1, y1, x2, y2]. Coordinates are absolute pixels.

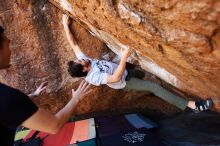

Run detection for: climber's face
[[0, 34, 11, 69], [74, 59, 91, 72]]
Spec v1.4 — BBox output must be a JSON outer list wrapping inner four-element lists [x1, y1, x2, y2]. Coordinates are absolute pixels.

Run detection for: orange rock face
[[49, 0, 220, 109], [0, 0, 180, 115], [0, 0, 219, 115]]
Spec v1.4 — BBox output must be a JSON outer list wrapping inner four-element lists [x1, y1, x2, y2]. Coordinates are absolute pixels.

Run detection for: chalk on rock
[[118, 3, 142, 25]]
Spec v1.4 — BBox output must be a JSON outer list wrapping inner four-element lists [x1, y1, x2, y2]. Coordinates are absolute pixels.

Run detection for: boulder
[[0, 0, 179, 115], [48, 0, 220, 110]]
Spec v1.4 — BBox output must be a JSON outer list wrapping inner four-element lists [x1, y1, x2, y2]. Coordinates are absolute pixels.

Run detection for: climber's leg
[[123, 77, 188, 110]]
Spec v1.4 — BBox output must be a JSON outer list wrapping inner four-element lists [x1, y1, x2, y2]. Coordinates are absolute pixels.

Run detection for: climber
[[0, 25, 91, 146], [63, 15, 213, 113]]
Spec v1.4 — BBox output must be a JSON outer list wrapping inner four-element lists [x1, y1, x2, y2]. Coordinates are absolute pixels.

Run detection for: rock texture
[[48, 0, 220, 109], [0, 0, 180, 116]]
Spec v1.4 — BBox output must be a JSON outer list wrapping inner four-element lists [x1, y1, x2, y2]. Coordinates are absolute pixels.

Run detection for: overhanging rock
[[48, 0, 220, 109]]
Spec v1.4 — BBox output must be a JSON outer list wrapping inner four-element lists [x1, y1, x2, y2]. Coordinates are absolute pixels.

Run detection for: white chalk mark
[[60, 0, 73, 13], [118, 3, 142, 25]]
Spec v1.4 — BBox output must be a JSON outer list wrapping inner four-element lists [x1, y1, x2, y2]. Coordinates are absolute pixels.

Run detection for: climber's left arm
[[63, 14, 83, 56]]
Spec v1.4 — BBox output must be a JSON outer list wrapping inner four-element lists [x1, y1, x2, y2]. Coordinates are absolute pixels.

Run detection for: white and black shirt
[[76, 51, 128, 89]]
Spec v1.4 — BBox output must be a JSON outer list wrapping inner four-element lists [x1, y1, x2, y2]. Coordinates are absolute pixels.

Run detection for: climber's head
[[0, 26, 11, 69], [68, 59, 91, 77]]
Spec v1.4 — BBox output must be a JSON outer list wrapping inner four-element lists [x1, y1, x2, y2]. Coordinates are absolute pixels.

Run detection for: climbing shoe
[[194, 98, 213, 113]]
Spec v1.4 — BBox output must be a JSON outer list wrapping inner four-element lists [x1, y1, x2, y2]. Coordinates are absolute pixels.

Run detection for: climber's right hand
[[121, 47, 133, 59]]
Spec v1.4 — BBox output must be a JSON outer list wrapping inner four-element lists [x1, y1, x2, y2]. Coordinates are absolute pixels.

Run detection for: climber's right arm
[[107, 48, 132, 83]]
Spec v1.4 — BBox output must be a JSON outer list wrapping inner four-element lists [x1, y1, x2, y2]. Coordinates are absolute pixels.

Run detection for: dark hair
[[0, 26, 4, 47], [68, 61, 88, 77]]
